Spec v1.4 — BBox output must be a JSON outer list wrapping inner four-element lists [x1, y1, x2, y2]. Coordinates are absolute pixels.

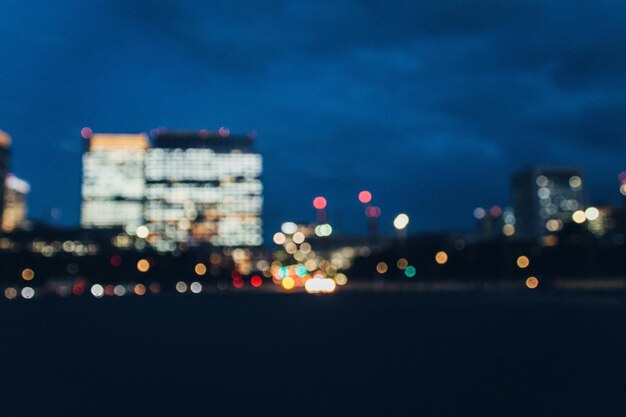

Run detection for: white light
[[136, 225, 149, 239], [293, 232, 305, 244], [176, 281, 188, 293], [90, 284, 104, 298], [393, 213, 409, 230], [21, 287, 35, 299], [281, 222, 298, 235], [585, 207, 600, 221], [190, 281, 202, 294], [113, 285, 126, 296]]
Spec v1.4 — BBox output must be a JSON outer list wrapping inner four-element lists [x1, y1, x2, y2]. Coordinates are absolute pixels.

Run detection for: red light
[[313, 196, 327, 209], [490, 206, 502, 217], [358, 191, 372, 204], [110, 255, 121, 267], [80, 127, 93, 139], [104, 285, 115, 296], [218, 127, 230, 137], [233, 278, 244, 289], [365, 206, 381, 218], [72, 283, 85, 296], [251, 275, 262, 287]]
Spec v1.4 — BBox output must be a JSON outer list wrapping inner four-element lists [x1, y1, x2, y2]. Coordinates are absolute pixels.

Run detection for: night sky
[[1, 1, 625, 238]]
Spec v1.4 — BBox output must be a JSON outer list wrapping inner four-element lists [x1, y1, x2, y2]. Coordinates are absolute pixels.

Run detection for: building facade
[[81, 133, 149, 229], [2, 174, 29, 232], [144, 130, 262, 250], [512, 166, 584, 238], [0, 130, 11, 224]]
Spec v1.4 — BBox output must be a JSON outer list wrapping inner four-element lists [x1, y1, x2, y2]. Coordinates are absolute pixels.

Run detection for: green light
[[296, 265, 307, 277], [278, 267, 288, 279], [404, 266, 416, 278]]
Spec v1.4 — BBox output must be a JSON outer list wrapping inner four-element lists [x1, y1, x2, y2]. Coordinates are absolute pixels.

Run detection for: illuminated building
[[2, 174, 29, 232], [512, 167, 584, 237], [144, 129, 262, 250], [0, 130, 11, 223], [474, 206, 516, 238], [81, 133, 149, 228]]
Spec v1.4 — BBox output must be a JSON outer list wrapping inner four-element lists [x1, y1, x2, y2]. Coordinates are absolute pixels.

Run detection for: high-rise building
[[144, 129, 262, 250], [512, 166, 584, 238], [2, 174, 29, 232], [0, 130, 11, 224], [81, 133, 149, 229]]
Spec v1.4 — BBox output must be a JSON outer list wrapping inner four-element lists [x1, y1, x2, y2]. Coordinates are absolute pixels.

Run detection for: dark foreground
[[1, 291, 625, 416]]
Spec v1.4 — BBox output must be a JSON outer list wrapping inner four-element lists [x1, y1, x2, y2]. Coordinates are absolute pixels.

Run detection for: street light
[[393, 213, 409, 255]]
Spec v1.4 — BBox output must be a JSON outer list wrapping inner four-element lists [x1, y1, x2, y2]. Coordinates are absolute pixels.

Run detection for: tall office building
[[0, 130, 11, 224], [512, 166, 584, 238], [2, 174, 29, 232], [144, 129, 262, 250], [81, 133, 149, 229]]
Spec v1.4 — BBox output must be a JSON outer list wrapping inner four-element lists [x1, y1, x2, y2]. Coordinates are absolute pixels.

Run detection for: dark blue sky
[[1, 0, 625, 237]]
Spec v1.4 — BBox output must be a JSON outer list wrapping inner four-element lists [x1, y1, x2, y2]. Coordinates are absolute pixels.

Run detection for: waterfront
[[1, 290, 625, 416]]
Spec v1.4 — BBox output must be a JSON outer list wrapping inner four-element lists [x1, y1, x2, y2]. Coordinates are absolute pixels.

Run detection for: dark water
[[1, 291, 625, 416]]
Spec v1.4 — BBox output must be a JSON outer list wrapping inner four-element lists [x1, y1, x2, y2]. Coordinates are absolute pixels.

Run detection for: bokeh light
[[358, 191, 372, 204], [21, 287, 35, 299], [282, 277, 295, 290], [313, 196, 327, 209], [572, 210, 586, 224], [176, 281, 188, 293], [585, 207, 600, 221], [194, 263, 207, 276], [281, 222, 298, 235], [396, 258, 408, 270], [526, 276, 539, 289], [134, 284, 146, 296], [365, 206, 381, 218], [4, 287, 17, 300], [376, 262, 388, 274], [516, 255, 530, 269], [393, 214, 409, 230], [273, 232, 286, 245], [435, 251, 448, 265], [90, 284, 104, 298], [190, 282, 202, 294], [21, 268, 34, 281], [137, 259, 150, 272], [404, 266, 416, 278], [136, 225, 149, 239]]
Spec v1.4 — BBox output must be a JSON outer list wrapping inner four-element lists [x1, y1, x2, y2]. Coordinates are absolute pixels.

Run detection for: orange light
[[194, 263, 207, 276], [376, 262, 388, 274], [396, 258, 408, 270], [137, 259, 150, 272], [134, 284, 146, 295], [21, 268, 35, 281], [89, 133, 148, 150], [526, 276, 539, 289], [516, 256, 530, 269], [435, 251, 448, 265]]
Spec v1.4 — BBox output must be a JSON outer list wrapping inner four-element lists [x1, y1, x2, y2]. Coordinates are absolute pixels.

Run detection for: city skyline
[[2, 1, 626, 236]]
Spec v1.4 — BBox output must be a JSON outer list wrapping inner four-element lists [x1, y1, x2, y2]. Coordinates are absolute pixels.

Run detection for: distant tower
[[2, 174, 29, 232], [0, 130, 11, 224], [144, 129, 262, 251], [512, 166, 584, 238], [81, 132, 149, 229]]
